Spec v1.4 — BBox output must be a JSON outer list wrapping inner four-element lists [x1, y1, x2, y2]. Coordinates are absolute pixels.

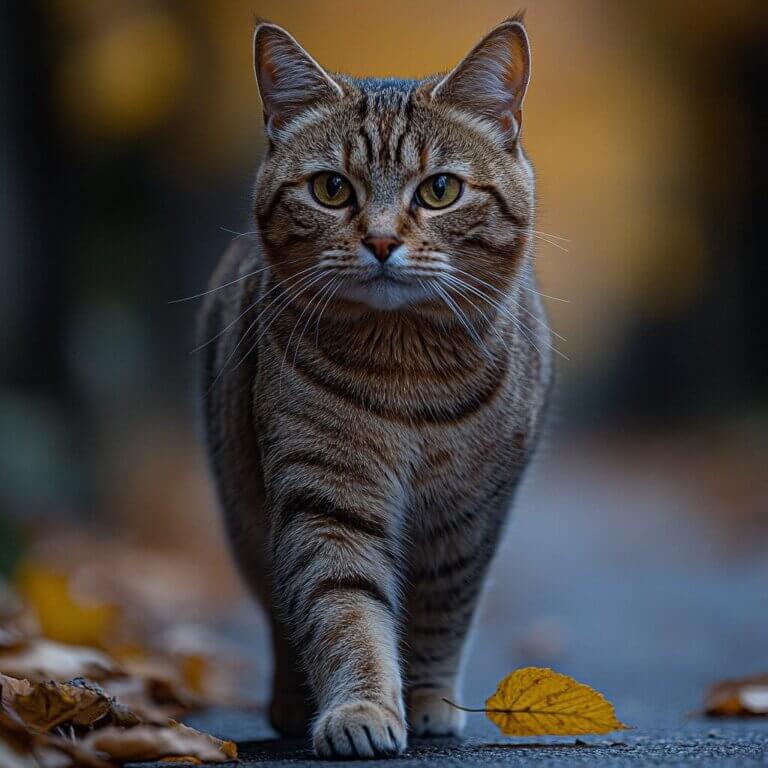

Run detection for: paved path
[[136, 710, 768, 766], [137, 439, 768, 765]]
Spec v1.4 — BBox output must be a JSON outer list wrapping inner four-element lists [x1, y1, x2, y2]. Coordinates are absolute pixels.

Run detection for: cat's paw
[[408, 687, 465, 737], [269, 691, 313, 738], [313, 700, 407, 758]]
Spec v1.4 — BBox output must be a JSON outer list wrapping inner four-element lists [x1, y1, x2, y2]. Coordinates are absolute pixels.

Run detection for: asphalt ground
[[133, 438, 768, 766]]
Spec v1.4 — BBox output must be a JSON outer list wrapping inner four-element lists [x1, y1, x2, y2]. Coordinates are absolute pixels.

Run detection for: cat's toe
[[269, 691, 313, 738], [408, 687, 465, 737], [313, 700, 407, 758]]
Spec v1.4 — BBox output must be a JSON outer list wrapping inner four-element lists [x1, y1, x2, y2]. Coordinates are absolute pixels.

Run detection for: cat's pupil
[[326, 175, 343, 198], [432, 175, 447, 199]]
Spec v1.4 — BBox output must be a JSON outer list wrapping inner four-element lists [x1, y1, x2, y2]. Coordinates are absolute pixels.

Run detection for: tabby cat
[[199, 15, 552, 758]]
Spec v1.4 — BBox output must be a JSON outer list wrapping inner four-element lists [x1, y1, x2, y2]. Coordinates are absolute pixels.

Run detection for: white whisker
[[191, 261, 319, 353], [171, 260, 288, 304], [220, 226, 259, 238], [279, 274, 336, 391], [205, 267, 324, 393]]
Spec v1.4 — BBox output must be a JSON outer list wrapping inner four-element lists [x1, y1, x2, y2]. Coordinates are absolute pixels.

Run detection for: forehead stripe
[[359, 125, 374, 165]]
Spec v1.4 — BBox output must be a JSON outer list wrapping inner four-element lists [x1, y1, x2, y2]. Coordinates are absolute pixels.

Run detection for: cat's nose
[[362, 233, 403, 263]]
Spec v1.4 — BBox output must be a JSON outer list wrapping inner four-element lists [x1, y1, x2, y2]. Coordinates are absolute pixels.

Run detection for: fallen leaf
[[15, 564, 116, 649], [12, 680, 110, 732], [0, 638, 120, 682], [705, 673, 768, 717], [1, 673, 35, 703], [2, 675, 140, 734], [1, 685, 112, 768], [83, 722, 237, 763], [446, 667, 629, 736], [106, 652, 205, 721]]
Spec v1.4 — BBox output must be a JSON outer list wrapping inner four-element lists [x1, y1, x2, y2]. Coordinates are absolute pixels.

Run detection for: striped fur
[[199, 16, 552, 758]]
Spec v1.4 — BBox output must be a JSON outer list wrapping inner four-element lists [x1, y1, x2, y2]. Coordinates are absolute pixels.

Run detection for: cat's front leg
[[270, 487, 406, 758]]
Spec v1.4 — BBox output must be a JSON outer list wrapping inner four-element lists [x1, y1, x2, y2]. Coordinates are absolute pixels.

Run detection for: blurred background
[[1, 0, 766, 730]]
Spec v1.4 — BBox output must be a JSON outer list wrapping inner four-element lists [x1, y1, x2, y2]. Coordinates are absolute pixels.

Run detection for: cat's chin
[[338, 278, 433, 312]]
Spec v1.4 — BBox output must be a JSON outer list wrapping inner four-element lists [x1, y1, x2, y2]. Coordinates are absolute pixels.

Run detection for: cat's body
[[199, 17, 552, 758]]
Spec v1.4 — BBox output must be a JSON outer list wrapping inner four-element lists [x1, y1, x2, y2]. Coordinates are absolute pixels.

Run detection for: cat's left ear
[[253, 21, 344, 140], [427, 17, 531, 142]]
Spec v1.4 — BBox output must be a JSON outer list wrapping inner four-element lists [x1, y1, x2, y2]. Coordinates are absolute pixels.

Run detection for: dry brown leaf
[[104, 652, 206, 722], [2, 676, 140, 734], [1, 687, 112, 768], [100, 676, 184, 725], [1, 673, 35, 702], [12, 681, 111, 732], [705, 673, 768, 717], [0, 639, 120, 683], [447, 666, 628, 737], [83, 722, 237, 763]]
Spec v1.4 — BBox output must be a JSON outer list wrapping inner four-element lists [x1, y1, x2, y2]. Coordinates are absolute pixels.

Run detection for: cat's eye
[[310, 172, 354, 209], [415, 174, 462, 210]]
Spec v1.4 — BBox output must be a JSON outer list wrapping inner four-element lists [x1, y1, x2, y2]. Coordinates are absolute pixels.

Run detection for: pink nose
[[362, 233, 402, 263]]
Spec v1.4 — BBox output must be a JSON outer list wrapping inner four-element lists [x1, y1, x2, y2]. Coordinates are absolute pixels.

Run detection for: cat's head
[[252, 18, 534, 313]]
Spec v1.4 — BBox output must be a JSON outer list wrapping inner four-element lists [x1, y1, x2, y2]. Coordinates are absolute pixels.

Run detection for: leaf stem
[[441, 698, 488, 713]]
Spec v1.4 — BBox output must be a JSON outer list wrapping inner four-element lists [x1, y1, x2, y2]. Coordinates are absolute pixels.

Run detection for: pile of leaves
[[0, 673, 236, 766], [0, 536, 243, 766]]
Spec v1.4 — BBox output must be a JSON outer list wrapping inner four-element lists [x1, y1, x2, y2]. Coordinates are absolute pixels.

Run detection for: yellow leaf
[[14, 564, 116, 648], [448, 667, 629, 737]]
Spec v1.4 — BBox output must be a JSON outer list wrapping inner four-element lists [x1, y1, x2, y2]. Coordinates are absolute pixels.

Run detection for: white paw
[[408, 687, 465, 737], [313, 700, 407, 758]]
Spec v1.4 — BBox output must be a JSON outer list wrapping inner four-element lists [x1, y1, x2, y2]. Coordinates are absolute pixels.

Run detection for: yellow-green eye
[[310, 172, 354, 208], [416, 174, 462, 209]]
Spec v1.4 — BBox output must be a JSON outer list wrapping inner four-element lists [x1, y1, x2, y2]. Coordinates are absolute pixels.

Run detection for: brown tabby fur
[[199, 15, 553, 758]]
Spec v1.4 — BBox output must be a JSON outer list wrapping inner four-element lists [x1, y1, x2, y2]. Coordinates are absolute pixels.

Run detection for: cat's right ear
[[253, 22, 343, 141]]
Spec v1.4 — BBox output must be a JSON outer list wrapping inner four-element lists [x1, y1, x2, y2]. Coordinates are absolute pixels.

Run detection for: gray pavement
[[135, 710, 768, 766], [136, 438, 768, 765]]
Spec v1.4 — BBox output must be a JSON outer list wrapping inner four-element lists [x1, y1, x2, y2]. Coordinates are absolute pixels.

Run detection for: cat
[[198, 14, 552, 758]]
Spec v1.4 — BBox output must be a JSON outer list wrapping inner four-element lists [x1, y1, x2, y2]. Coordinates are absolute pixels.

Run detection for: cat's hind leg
[[404, 578, 474, 738], [268, 617, 314, 737], [404, 499, 511, 738]]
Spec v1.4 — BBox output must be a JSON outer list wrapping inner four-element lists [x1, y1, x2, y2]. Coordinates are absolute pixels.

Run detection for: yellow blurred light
[[57, 9, 189, 141]]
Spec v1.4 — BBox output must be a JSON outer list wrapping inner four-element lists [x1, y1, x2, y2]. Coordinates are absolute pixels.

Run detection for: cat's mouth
[[336, 269, 434, 310], [361, 272, 412, 286]]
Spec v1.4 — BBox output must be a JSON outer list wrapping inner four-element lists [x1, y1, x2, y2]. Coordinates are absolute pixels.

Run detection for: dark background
[[0, 0, 766, 715]]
